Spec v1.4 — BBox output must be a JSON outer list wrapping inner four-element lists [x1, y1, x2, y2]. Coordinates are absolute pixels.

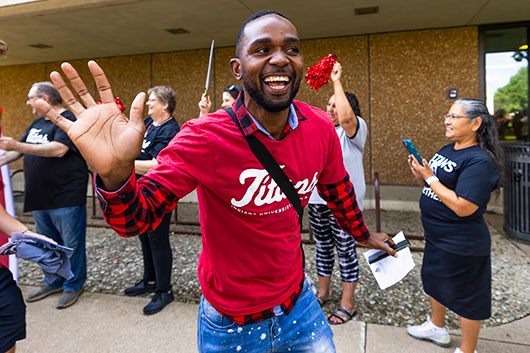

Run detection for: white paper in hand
[[362, 231, 415, 290]]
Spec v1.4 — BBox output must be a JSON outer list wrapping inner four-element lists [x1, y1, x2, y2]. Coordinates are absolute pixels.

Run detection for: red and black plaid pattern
[[97, 173, 304, 325], [222, 278, 305, 325], [96, 173, 178, 237], [317, 174, 371, 242], [234, 93, 296, 140]]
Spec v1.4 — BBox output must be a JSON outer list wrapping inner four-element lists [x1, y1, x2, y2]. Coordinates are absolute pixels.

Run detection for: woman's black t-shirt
[[138, 117, 180, 161], [420, 143, 499, 256]]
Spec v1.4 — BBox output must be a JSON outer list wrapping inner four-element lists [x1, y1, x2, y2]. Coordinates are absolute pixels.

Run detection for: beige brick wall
[[0, 26, 478, 184]]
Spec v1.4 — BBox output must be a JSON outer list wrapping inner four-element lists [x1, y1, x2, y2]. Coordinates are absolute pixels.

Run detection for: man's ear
[[42, 95, 51, 104], [229, 58, 242, 81]]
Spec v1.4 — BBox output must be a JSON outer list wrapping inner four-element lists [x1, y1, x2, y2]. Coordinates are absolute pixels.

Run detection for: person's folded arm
[[0, 151, 22, 166], [134, 159, 158, 175], [1, 138, 69, 158]]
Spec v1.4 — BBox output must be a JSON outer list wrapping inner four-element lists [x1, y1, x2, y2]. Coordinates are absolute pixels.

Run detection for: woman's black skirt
[[421, 241, 491, 320]]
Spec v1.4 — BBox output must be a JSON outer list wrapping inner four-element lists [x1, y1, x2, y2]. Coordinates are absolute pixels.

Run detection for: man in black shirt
[[0, 82, 88, 309]]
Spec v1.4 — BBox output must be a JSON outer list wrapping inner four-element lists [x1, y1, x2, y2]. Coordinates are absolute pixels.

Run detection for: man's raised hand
[[35, 61, 146, 190]]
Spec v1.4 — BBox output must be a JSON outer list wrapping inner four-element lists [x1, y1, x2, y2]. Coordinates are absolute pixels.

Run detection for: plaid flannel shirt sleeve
[[95, 172, 179, 237], [316, 174, 371, 242]]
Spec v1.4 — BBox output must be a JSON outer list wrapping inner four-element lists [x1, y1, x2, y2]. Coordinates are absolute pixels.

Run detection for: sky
[[485, 51, 527, 113], [486, 52, 527, 94]]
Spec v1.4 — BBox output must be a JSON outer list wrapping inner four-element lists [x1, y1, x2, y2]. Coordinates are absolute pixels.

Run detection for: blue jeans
[[197, 277, 335, 352], [32, 205, 87, 291]]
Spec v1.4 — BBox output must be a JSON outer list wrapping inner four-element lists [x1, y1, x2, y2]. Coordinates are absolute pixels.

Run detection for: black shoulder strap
[[226, 108, 305, 268], [225, 108, 303, 229]]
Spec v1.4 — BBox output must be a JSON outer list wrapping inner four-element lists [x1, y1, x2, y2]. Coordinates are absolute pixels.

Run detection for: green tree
[[494, 66, 528, 113]]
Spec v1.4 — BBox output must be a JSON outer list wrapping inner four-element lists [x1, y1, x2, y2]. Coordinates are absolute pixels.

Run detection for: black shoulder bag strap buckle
[[225, 108, 305, 269]]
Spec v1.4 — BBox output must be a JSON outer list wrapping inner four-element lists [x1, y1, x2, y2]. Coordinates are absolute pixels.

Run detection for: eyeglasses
[[444, 113, 468, 121], [26, 95, 43, 102]]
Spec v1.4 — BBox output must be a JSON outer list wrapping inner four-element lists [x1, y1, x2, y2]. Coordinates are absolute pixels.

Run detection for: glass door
[[482, 25, 529, 142]]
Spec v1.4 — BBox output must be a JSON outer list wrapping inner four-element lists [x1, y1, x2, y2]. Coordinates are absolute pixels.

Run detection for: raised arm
[[198, 93, 211, 117], [34, 61, 146, 191], [330, 62, 358, 137]]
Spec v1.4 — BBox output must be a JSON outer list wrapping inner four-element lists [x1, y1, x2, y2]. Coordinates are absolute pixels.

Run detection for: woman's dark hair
[[223, 85, 242, 100], [345, 92, 361, 117], [455, 99, 501, 168]]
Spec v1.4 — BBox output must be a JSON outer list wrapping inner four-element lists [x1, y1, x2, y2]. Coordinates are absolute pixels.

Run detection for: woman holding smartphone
[[406, 99, 500, 353]]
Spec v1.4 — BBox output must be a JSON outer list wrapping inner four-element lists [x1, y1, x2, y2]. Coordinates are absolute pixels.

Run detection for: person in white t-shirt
[[308, 61, 367, 325]]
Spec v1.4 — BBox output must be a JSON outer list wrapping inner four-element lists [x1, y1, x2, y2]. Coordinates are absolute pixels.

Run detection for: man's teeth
[[264, 76, 290, 83], [264, 76, 289, 90], [270, 83, 286, 90]]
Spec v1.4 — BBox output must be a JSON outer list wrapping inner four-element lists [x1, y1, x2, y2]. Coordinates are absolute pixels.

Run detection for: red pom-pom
[[305, 54, 338, 90], [96, 97, 125, 112], [114, 97, 125, 112], [0, 105, 3, 116]]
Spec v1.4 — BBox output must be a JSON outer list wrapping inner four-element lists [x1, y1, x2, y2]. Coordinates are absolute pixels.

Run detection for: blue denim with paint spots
[[197, 277, 335, 352]]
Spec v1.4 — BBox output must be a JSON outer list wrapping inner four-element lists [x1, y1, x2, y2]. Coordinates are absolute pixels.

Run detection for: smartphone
[[402, 139, 423, 166]]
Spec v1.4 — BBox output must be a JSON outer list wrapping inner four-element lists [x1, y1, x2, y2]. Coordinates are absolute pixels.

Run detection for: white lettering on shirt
[[422, 186, 441, 202], [231, 167, 319, 208], [26, 128, 49, 144], [423, 152, 458, 202], [429, 153, 457, 174], [142, 139, 151, 150]]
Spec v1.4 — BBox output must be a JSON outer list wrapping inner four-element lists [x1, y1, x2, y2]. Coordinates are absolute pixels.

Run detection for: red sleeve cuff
[[94, 171, 136, 210]]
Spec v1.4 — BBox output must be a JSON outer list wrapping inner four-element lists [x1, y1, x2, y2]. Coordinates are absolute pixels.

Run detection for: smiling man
[[36, 10, 396, 352], [0, 82, 88, 310]]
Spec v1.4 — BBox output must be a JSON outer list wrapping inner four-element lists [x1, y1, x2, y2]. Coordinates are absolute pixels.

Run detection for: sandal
[[316, 294, 330, 307], [328, 306, 357, 325]]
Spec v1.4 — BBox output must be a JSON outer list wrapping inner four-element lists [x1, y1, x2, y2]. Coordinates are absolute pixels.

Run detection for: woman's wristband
[[425, 176, 439, 186]]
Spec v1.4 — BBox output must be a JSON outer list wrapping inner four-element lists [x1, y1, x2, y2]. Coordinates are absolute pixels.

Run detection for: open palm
[[36, 61, 145, 190]]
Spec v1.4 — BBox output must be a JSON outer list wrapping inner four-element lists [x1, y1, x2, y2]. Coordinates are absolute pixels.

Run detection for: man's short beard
[[242, 75, 300, 113]]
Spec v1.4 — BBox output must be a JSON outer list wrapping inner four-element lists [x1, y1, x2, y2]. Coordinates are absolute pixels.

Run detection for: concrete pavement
[[16, 285, 530, 353]]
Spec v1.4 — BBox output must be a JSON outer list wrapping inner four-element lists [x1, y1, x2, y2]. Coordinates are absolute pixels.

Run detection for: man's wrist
[[98, 166, 135, 192]]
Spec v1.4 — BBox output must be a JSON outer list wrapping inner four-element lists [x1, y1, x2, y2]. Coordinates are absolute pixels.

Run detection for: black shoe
[[124, 279, 156, 297], [143, 290, 174, 315]]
